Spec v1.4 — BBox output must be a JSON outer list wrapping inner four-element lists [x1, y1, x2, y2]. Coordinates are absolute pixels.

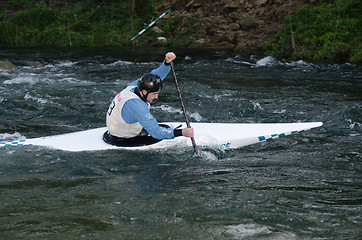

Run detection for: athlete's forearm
[[151, 61, 171, 80]]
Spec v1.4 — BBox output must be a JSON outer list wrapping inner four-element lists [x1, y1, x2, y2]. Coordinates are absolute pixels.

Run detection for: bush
[[0, 22, 17, 46], [264, 0, 361, 62], [11, 7, 57, 29]]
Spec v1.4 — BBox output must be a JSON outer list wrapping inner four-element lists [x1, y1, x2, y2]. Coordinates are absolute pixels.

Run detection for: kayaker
[[105, 52, 194, 144]]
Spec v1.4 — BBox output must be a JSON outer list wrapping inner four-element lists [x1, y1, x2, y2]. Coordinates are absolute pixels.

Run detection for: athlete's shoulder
[[123, 98, 147, 110], [128, 79, 139, 87]]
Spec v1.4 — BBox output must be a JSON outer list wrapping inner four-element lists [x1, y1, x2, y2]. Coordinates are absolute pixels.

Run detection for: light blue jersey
[[119, 61, 175, 139]]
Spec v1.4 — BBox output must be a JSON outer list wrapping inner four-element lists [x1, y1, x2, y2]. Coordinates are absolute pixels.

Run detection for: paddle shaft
[[170, 62, 198, 154]]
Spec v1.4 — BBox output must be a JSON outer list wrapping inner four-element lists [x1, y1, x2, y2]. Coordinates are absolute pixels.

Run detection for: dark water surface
[[0, 49, 361, 239]]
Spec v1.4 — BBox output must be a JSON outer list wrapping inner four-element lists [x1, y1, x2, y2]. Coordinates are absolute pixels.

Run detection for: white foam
[[155, 105, 203, 121], [255, 56, 276, 67], [189, 112, 203, 121], [197, 150, 218, 161], [273, 109, 286, 114], [225, 223, 272, 238], [24, 93, 48, 104], [208, 92, 234, 102], [0, 71, 11, 76], [0, 132, 25, 141], [252, 101, 263, 110], [109, 60, 133, 66], [58, 77, 92, 85], [285, 59, 315, 72], [347, 119, 361, 129], [43, 63, 56, 68], [285, 59, 309, 67], [226, 57, 253, 65], [156, 105, 183, 114], [224, 223, 297, 239], [244, 56, 317, 71], [4, 73, 38, 85], [56, 60, 76, 67]]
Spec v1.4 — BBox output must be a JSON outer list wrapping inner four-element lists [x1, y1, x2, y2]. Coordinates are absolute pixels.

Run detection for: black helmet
[[138, 73, 162, 93]]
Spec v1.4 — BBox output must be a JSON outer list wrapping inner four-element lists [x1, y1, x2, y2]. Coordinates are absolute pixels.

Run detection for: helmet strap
[[144, 91, 150, 102], [135, 87, 148, 102]]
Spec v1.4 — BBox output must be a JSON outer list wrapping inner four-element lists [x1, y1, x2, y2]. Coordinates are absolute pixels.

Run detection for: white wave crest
[[0, 132, 25, 141], [226, 57, 253, 65], [347, 119, 361, 129], [273, 109, 286, 114], [155, 105, 203, 121], [109, 60, 133, 66], [224, 223, 296, 239], [56, 60, 76, 67], [24, 93, 48, 104], [232, 55, 317, 71], [189, 112, 203, 121], [255, 56, 276, 67], [285, 59, 309, 67], [252, 101, 263, 110], [156, 105, 183, 114], [0, 71, 11, 76], [3, 73, 38, 85], [225, 223, 271, 237]]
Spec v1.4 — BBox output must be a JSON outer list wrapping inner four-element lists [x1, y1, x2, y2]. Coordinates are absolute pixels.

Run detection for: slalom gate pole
[[131, 9, 171, 41]]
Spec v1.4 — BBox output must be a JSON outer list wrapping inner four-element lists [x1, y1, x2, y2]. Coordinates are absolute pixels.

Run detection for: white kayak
[[0, 122, 323, 152]]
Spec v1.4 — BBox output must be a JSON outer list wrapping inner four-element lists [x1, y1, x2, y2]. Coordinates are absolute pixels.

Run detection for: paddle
[[170, 62, 198, 154]]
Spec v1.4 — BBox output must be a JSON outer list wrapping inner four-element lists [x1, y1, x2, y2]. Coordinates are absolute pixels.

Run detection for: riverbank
[[0, 0, 360, 63]]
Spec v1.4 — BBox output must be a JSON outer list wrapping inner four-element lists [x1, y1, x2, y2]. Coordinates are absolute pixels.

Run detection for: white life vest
[[106, 86, 149, 138]]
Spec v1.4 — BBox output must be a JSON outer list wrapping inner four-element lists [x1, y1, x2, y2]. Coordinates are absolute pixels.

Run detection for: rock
[[256, 7, 266, 15], [180, 11, 192, 18], [152, 26, 164, 34], [334, 48, 350, 63], [229, 23, 240, 31], [238, 15, 258, 29], [218, 41, 234, 47], [0, 60, 17, 70], [229, 12, 258, 29], [180, 27, 189, 35], [157, 37, 167, 42], [233, 31, 245, 42], [225, 3, 239, 10], [195, 8, 204, 18], [195, 38, 206, 44], [193, 2, 202, 7], [185, 0, 202, 8], [245, 2, 253, 10], [275, 0, 287, 4], [254, 0, 268, 6], [216, 33, 231, 43], [185, 0, 195, 8], [229, 12, 242, 20]]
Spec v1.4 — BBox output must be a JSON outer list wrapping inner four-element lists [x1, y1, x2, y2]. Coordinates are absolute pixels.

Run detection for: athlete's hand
[[182, 127, 194, 138], [165, 52, 176, 63]]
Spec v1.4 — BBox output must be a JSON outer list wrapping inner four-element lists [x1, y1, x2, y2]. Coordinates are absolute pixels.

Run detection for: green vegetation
[[0, 0, 158, 48], [0, 0, 199, 48], [263, 0, 361, 63]]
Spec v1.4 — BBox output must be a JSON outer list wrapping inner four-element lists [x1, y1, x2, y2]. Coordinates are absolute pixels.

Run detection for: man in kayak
[[105, 52, 194, 146]]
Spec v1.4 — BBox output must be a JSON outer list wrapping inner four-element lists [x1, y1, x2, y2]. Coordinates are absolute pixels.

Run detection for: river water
[[0, 48, 361, 239]]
